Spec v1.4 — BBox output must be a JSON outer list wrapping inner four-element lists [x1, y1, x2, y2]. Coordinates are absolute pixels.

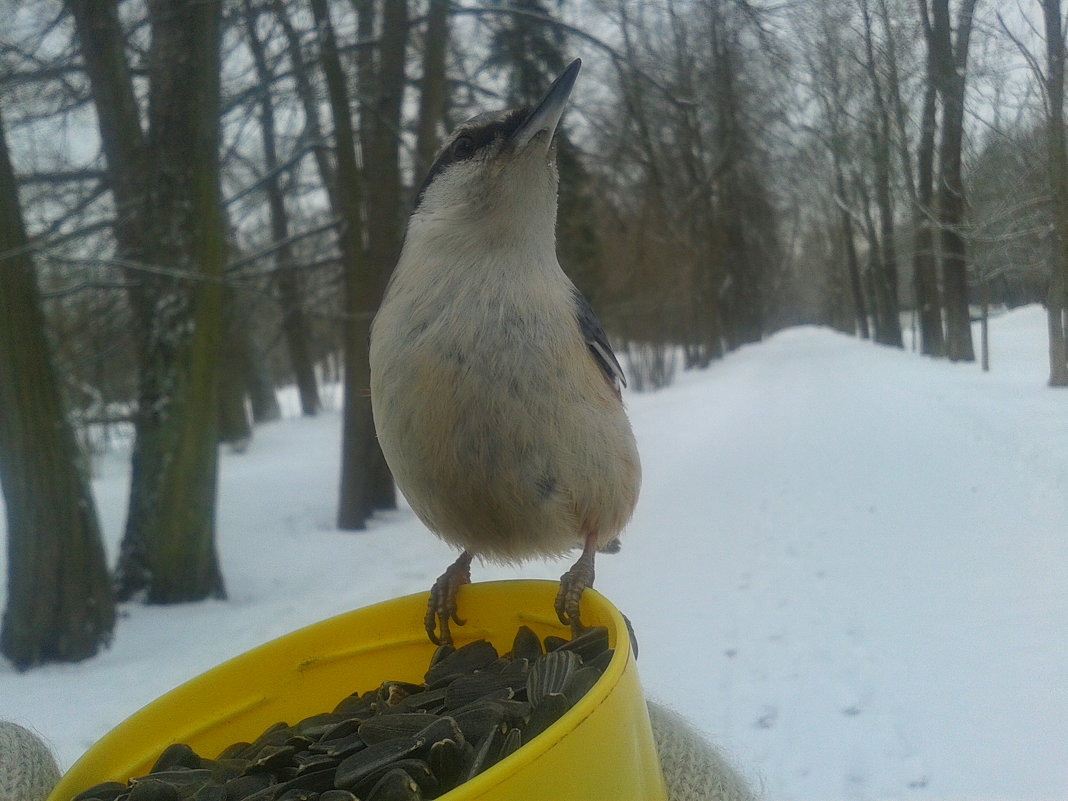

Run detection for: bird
[[369, 58, 640, 647]]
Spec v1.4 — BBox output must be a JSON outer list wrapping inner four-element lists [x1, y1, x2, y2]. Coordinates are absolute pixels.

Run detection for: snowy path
[[616, 314, 1068, 799], [2, 306, 1066, 800]]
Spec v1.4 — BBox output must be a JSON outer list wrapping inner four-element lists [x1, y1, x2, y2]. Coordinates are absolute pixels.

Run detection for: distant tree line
[[1, 0, 1066, 668]]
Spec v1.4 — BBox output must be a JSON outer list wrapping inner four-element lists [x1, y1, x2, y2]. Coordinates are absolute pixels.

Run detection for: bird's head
[[412, 59, 581, 231]]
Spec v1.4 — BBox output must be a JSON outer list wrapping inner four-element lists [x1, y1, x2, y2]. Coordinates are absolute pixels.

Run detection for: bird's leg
[[425, 551, 473, 647], [556, 532, 598, 636]]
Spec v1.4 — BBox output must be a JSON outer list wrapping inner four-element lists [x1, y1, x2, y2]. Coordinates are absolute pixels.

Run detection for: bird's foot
[[425, 551, 473, 647], [556, 535, 597, 637]]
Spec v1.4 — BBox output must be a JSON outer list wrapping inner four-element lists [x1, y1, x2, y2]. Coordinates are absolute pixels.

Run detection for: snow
[[2, 305, 1066, 801]]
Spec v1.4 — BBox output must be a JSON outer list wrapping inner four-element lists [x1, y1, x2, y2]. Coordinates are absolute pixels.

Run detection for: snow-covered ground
[[2, 306, 1066, 801]]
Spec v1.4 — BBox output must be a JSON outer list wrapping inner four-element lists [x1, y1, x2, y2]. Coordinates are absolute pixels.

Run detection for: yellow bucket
[[48, 580, 668, 801]]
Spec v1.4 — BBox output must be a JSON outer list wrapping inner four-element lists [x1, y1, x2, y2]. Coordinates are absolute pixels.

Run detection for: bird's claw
[[556, 556, 595, 637], [426, 552, 472, 646]]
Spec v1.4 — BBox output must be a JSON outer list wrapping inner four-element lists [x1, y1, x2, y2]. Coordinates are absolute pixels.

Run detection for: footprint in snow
[[755, 706, 778, 729]]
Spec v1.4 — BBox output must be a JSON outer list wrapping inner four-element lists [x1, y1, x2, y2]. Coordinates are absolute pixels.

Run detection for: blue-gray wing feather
[[572, 288, 626, 391]]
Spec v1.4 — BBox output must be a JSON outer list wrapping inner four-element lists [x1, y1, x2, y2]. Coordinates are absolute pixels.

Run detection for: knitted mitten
[[648, 701, 759, 801], [0, 721, 60, 801]]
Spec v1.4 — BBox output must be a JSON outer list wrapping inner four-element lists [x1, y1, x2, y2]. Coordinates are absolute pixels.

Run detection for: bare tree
[[0, 99, 115, 669], [930, 0, 979, 362], [218, 290, 254, 448], [914, 0, 947, 356], [354, 0, 407, 513], [860, 0, 904, 347], [590, 0, 783, 366], [802, 3, 871, 337], [242, 0, 322, 416], [305, 0, 376, 530], [1041, 0, 1068, 384], [70, 0, 229, 601], [414, 0, 450, 180]]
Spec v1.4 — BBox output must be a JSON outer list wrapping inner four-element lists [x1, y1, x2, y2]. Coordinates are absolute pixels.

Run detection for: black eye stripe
[[452, 136, 475, 157], [413, 107, 532, 209]]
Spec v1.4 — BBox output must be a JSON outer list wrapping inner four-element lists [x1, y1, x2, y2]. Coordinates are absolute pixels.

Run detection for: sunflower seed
[[332, 693, 376, 719], [442, 673, 524, 709], [509, 626, 543, 662], [334, 737, 420, 790], [191, 783, 227, 801], [526, 649, 580, 704], [523, 692, 572, 741], [150, 743, 202, 773], [126, 778, 179, 801], [215, 741, 252, 761], [315, 731, 366, 759], [313, 718, 360, 745], [542, 635, 568, 652], [587, 647, 615, 673], [498, 727, 522, 761], [222, 773, 275, 800], [135, 768, 213, 791], [249, 723, 293, 752], [358, 713, 437, 745], [294, 712, 343, 739], [246, 744, 297, 773], [292, 752, 338, 775], [423, 640, 499, 688], [355, 758, 436, 797], [276, 791, 317, 801], [563, 666, 604, 706], [71, 781, 129, 801], [364, 767, 421, 801], [427, 737, 464, 791], [319, 792, 359, 801], [376, 681, 424, 707], [390, 687, 447, 714], [554, 626, 610, 663], [464, 724, 506, 782], [202, 757, 245, 783]]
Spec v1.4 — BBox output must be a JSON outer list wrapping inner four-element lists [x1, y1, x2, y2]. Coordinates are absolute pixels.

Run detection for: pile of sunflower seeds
[[70, 625, 612, 801]]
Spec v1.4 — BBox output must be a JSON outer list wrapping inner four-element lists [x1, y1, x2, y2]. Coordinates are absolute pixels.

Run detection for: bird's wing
[[572, 287, 627, 391]]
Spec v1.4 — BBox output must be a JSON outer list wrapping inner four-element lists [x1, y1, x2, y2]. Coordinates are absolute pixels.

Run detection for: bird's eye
[[451, 136, 475, 159]]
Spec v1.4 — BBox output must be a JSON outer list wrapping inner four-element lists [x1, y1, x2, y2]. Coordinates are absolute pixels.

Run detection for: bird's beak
[[511, 58, 581, 151]]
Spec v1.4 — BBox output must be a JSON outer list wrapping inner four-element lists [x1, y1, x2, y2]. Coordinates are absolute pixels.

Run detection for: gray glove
[[0, 721, 60, 801], [648, 701, 759, 801]]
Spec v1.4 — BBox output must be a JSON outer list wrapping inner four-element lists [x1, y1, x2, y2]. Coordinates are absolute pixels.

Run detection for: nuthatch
[[369, 59, 640, 646]]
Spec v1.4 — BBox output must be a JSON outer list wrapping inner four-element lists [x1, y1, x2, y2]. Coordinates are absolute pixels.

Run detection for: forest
[[1, 0, 1066, 670]]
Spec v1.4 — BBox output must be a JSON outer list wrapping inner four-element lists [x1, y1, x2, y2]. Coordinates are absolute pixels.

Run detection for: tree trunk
[[811, 4, 869, 340], [834, 166, 869, 339], [72, 0, 227, 602], [914, 0, 946, 356], [308, 0, 376, 530], [0, 102, 115, 670], [356, 0, 408, 512], [273, 0, 340, 214], [68, 0, 153, 334], [116, 0, 228, 602], [914, 80, 945, 356], [244, 326, 282, 424], [931, 0, 978, 362], [414, 0, 450, 181], [218, 291, 253, 448], [243, 0, 321, 416], [711, 9, 764, 348], [857, 175, 884, 340], [1042, 0, 1068, 385], [861, 0, 903, 347]]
